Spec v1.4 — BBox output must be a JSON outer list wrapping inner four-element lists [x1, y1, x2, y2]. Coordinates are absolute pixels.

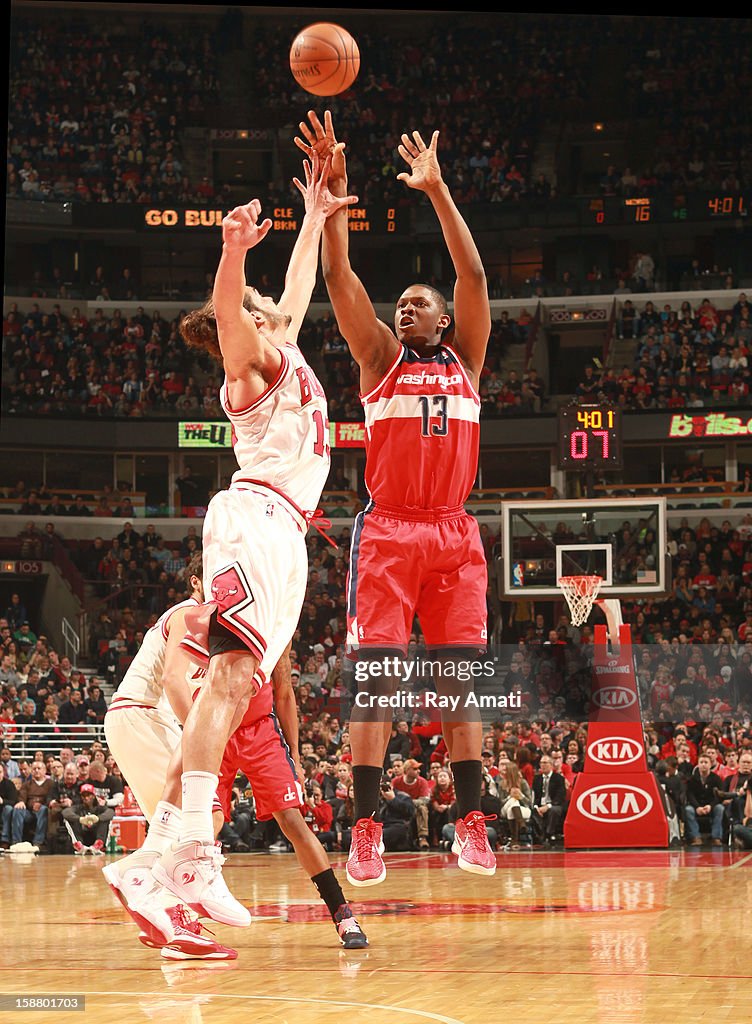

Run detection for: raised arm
[[279, 151, 359, 345], [213, 199, 281, 389], [397, 130, 491, 381], [296, 111, 400, 388]]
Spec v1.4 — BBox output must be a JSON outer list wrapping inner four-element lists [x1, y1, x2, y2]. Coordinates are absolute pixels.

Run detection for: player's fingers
[[294, 136, 312, 155], [413, 130, 427, 151], [291, 176, 304, 197], [298, 121, 315, 143], [324, 109, 337, 139], [430, 130, 440, 150], [400, 133, 417, 156], [232, 206, 253, 229], [397, 145, 414, 165], [308, 110, 325, 137], [255, 218, 273, 240]]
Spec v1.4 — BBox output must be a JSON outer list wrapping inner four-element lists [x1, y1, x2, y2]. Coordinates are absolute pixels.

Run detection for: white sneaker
[[152, 840, 251, 927], [102, 849, 159, 910], [127, 879, 182, 946]]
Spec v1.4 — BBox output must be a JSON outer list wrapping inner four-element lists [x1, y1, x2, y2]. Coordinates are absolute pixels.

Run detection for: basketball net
[[559, 576, 624, 649], [558, 575, 602, 627]]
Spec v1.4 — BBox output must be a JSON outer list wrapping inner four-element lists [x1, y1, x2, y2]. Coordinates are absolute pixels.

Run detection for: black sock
[[352, 765, 383, 822], [452, 759, 482, 819], [311, 868, 346, 921]]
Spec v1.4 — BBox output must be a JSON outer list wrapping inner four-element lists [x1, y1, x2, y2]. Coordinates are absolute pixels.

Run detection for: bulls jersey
[[109, 597, 199, 709], [361, 344, 480, 511], [221, 343, 330, 516]]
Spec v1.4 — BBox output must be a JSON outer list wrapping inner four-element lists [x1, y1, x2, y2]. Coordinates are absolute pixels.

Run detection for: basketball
[[289, 22, 360, 97]]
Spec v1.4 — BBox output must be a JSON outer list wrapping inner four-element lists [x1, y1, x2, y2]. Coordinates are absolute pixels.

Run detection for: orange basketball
[[289, 22, 360, 97]]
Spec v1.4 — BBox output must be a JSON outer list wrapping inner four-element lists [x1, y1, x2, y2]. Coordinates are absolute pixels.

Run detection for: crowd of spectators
[[7, 13, 225, 212], [9, 11, 750, 221], [1, 300, 541, 420], [574, 292, 751, 411], [5, 287, 752, 421]]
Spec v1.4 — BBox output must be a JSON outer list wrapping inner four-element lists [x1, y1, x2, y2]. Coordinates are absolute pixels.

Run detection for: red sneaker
[[92, 840, 105, 855], [452, 812, 497, 876], [345, 818, 386, 887]]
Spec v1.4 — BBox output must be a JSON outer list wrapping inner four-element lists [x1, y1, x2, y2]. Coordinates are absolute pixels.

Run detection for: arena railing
[[1, 723, 107, 759]]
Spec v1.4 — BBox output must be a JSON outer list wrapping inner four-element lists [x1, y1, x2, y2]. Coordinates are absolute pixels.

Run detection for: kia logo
[[576, 784, 653, 822], [587, 736, 643, 766], [593, 686, 637, 709]]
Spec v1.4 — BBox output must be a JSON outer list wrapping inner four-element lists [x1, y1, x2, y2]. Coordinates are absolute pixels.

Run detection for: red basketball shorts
[[216, 713, 304, 822], [346, 505, 488, 652]]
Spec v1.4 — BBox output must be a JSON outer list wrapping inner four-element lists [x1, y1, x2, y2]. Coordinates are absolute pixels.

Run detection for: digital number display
[[587, 193, 749, 226], [558, 404, 623, 470]]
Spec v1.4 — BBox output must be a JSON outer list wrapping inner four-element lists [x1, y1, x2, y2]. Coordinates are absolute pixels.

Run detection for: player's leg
[[104, 704, 182, 822], [102, 729, 184, 909], [104, 711, 236, 959], [345, 511, 417, 885], [236, 711, 368, 949], [275, 809, 368, 949], [418, 513, 495, 875], [150, 640, 256, 928]]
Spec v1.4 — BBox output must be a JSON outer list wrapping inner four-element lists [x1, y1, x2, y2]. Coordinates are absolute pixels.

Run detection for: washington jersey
[[109, 597, 199, 709], [220, 343, 330, 515], [361, 343, 480, 511]]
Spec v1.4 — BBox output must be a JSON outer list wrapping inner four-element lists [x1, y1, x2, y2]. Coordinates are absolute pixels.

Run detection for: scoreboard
[[557, 403, 623, 470], [585, 192, 750, 227]]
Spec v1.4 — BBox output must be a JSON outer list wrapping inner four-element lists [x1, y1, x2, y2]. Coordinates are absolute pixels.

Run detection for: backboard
[[500, 497, 668, 598]]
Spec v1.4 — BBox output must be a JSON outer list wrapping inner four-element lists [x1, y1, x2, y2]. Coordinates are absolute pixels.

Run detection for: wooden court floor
[[2, 847, 750, 1024]]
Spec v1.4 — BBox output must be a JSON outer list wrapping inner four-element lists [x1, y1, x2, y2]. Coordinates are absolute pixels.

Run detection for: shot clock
[[558, 403, 623, 470]]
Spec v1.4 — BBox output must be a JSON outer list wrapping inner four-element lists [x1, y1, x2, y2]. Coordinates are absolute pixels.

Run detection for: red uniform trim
[[359, 343, 405, 402], [221, 349, 288, 416], [442, 343, 481, 404], [372, 502, 466, 523]]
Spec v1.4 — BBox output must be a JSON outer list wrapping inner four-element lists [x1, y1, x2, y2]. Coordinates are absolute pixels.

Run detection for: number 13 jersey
[[361, 344, 480, 512]]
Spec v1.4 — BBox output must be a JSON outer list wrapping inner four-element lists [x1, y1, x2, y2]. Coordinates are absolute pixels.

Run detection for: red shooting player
[[296, 111, 495, 886], [140, 152, 358, 925]]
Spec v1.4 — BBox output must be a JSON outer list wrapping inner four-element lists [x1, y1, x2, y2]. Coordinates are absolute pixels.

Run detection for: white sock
[[180, 772, 219, 843], [141, 801, 182, 854]]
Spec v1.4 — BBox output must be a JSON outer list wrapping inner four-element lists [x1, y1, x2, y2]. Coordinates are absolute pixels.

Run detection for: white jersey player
[[133, 151, 358, 939], [104, 554, 204, 820]]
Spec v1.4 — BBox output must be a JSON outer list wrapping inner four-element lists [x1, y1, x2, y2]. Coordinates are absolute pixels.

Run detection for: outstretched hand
[[292, 151, 358, 219], [221, 199, 272, 252], [397, 130, 443, 192], [294, 109, 347, 180]]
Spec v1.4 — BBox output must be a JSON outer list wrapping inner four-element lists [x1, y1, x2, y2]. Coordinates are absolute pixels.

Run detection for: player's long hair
[[184, 552, 203, 594], [180, 289, 289, 362]]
